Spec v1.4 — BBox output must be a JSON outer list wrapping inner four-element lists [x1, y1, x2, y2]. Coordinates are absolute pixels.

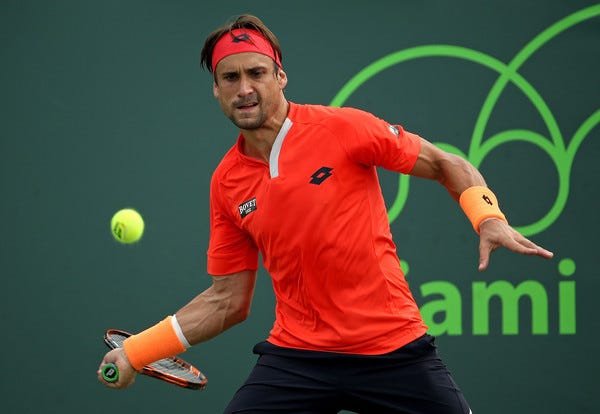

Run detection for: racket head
[[104, 328, 207, 390]]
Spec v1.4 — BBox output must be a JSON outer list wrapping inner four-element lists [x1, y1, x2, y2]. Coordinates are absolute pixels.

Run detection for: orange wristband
[[123, 316, 187, 370], [459, 186, 507, 233]]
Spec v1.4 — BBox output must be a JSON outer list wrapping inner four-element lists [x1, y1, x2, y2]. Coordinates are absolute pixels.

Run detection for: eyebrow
[[219, 65, 269, 78]]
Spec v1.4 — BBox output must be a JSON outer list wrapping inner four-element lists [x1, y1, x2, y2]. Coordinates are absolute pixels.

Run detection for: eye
[[250, 69, 265, 78], [222, 73, 238, 81]]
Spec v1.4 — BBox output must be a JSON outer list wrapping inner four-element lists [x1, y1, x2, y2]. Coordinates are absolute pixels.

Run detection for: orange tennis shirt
[[207, 102, 428, 354]]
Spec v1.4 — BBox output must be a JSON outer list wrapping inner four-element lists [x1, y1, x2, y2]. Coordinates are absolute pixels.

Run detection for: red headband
[[211, 28, 281, 72]]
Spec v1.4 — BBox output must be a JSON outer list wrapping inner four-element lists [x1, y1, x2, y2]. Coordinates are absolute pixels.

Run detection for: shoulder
[[210, 144, 239, 189], [289, 102, 376, 130]]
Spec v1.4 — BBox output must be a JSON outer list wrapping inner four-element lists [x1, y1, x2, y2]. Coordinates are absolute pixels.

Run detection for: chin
[[233, 117, 264, 130]]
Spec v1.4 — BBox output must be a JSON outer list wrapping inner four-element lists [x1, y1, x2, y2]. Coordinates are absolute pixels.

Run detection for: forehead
[[215, 52, 274, 74]]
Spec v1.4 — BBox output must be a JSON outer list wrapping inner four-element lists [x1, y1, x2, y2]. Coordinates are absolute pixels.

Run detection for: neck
[[241, 100, 289, 163]]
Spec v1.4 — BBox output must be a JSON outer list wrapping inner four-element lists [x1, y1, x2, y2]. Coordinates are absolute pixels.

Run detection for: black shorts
[[224, 334, 471, 414]]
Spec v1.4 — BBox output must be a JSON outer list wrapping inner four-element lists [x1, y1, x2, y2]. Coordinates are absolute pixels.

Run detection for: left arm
[[409, 137, 553, 270]]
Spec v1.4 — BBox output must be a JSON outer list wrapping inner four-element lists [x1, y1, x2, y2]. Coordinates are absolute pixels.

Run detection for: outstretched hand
[[477, 218, 554, 271]]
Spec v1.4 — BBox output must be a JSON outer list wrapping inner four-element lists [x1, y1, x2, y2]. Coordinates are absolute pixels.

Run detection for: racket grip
[[102, 363, 119, 383]]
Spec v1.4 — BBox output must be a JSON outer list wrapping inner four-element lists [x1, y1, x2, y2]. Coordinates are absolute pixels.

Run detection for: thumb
[[478, 241, 491, 271]]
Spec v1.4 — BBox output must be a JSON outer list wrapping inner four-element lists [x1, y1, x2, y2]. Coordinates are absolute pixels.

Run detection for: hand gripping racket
[[102, 329, 208, 390]]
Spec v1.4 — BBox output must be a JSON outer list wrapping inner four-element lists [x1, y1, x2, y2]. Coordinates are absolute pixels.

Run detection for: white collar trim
[[269, 118, 293, 178]]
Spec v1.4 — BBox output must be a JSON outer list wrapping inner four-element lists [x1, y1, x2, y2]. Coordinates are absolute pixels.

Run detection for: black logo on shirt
[[238, 197, 257, 218], [309, 167, 333, 185]]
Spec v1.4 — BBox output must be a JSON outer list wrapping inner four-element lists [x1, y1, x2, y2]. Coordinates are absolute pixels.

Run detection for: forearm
[[409, 137, 508, 233], [175, 271, 257, 345], [410, 138, 486, 200], [435, 153, 486, 201], [175, 286, 245, 345], [117, 271, 256, 371]]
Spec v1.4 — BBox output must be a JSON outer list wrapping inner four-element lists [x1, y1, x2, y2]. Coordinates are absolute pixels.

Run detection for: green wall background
[[1, 1, 598, 412]]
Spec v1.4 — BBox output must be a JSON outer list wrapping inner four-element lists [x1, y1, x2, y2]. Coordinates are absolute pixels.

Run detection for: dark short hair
[[200, 14, 282, 73]]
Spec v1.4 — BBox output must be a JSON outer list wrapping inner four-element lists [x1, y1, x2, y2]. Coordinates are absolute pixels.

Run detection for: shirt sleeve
[[206, 174, 259, 276], [338, 107, 421, 173]]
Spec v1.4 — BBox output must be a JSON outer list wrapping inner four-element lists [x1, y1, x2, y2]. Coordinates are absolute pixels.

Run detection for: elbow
[[226, 298, 252, 326], [210, 270, 257, 329], [232, 303, 251, 324]]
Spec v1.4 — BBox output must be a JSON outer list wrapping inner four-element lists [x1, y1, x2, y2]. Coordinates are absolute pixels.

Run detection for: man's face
[[213, 52, 287, 130]]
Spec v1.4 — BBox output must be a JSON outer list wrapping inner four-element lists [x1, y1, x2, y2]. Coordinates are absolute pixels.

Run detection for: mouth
[[235, 102, 258, 111], [234, 97, 259, 112]]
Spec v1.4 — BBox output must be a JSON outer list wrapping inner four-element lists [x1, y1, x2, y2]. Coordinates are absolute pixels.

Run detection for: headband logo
[[211, 29, 281, 71], [232, 33, 251, 43]]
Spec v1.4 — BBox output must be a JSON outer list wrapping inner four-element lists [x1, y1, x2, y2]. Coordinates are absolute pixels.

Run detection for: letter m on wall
[[472, 281, 549, 335]]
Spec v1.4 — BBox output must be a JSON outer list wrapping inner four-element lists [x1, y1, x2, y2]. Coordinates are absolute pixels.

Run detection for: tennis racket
[[102, 328, 208, 390]]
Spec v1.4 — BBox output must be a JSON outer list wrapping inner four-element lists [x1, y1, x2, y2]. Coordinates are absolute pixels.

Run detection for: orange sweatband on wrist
[[459, 186, 507, 233], [122, 316, 187, 370]]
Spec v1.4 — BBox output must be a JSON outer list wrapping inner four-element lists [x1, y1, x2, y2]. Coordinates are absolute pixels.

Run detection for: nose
[[237, 75, 254, 96]]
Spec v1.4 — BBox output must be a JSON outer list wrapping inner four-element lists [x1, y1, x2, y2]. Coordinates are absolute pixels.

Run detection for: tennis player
[[98, 14, 553, 413]]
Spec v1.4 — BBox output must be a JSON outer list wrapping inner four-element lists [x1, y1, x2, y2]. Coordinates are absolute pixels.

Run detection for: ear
[[277, 69, 288, 90], [213, 81, 219, 99]]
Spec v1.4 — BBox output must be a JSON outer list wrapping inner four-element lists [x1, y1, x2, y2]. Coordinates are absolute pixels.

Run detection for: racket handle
[[102, 363, 119, 383]]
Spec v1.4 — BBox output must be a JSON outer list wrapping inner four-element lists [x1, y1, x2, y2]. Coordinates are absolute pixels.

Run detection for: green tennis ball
[[111, 208, 144, 243]]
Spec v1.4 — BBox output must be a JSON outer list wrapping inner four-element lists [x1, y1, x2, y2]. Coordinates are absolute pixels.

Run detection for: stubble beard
[[230, 110, 267, 130], [228, 94, 267, 130]]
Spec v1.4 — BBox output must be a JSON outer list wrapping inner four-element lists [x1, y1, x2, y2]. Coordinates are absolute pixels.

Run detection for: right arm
[[98, 270, 257, 389]]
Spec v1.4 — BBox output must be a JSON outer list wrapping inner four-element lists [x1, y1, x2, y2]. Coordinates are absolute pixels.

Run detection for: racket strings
[[149, 359, 206, 382]]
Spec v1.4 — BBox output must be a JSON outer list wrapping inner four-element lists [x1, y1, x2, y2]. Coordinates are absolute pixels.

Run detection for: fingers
[[98, 363, 134, 389], [98, 363, 118, 388], [478, 239, 495, 272], [506, 236, 540, 256], [512, 232, 554, 259], [97, 353, 115, 383], [97, 349, 136, 389], [528, 242, 554, 259], [478, 255, 489, 272], [478, 220, 554, 271]]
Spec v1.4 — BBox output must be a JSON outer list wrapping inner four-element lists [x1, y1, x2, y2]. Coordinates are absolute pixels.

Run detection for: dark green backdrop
[[1, 1, 598, 412]]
